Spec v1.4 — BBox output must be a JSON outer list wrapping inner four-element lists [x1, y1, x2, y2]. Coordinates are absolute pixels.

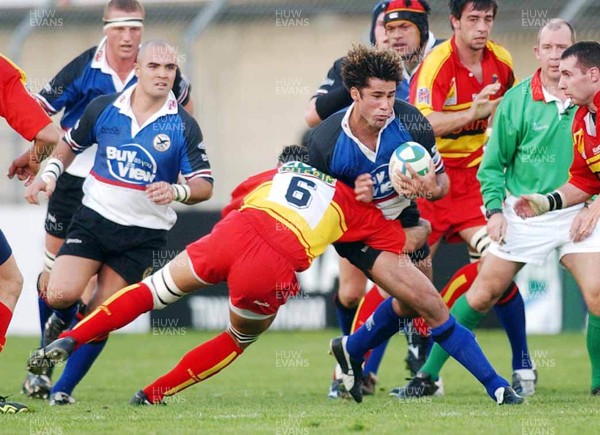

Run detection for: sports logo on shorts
[[417, 87, 430, 105], [153, 134, 171, 152]]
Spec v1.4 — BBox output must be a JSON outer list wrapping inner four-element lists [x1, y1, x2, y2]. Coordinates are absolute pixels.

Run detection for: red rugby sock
[[0, 301, 12, 354], [143, 332, 243, 403], [440, 262, 479, 308], [62, 283, 154, 347]]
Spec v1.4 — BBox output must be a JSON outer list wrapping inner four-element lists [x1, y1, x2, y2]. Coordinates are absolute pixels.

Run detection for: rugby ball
[[388, 141, 431, 193]]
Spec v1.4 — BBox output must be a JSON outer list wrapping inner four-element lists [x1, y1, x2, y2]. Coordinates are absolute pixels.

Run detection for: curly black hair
[[341, 45, 402, 91]]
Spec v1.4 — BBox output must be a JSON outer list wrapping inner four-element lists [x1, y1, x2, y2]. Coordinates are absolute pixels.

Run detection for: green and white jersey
[[478, 69, 576, 210]]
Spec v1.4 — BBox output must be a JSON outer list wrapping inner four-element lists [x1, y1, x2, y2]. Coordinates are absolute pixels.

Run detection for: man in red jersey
[[1, 53, 60, 414]]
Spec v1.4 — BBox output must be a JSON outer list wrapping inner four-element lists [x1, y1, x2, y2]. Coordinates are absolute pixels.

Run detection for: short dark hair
[[449, 0, 497, 20], [341, 45, 402, 91], [104, 0, 145, 18], [561, 41, 600, 72], [278, 145, 308, 164]]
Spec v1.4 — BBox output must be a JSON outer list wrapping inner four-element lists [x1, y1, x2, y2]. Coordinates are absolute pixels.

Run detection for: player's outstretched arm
[[426, 83, 502, 137], [24, 139, 77, 205], [514, 182, 593, 219], [8, 123, 62, 185]]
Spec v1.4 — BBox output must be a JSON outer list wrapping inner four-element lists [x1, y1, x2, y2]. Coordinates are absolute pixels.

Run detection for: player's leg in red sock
[[142, 310, 275, 403], [0, 251, 23, 353]]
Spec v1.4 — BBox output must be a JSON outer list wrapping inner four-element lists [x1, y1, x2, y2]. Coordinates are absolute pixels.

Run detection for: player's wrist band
[[40, 158, 64, 183], [172, 184, 191, 203], [545, 191, 564, 211], [485, 208, 502, 219]]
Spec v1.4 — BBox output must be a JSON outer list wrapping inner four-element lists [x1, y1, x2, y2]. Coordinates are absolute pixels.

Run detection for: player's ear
[[134, 62, 141, 78], [590, 66, 600, 83], [350, 87, 360, 102]]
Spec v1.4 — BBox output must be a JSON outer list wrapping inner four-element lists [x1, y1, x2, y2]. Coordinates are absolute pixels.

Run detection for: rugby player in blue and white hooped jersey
[[25, 40, 213, 406], [23, 0, 194, 401], [305, 1, 443, 398]]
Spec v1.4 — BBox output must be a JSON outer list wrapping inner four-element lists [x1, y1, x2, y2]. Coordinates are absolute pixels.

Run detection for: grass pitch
[[1, 330, 598, 434]]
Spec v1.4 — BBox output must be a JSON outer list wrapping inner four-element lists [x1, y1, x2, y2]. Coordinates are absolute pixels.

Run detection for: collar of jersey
[[91, 37, 136, 91], [113, 84, 178, 135], [531, 68, 573, 114], [341, 103, 395, 162]]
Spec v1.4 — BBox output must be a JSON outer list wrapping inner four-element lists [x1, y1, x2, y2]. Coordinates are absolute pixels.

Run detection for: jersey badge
[[153, 134, 171, 152], [417, 87, 430, 105]]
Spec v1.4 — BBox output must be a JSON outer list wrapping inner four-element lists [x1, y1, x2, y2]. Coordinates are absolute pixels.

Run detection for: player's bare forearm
[[426, 110, 474, 137], [185, 178, 214, 204], [8, 123, 61, 183], [50, 139, 77, 170], [426, 84, 502, 137], [558, 182, 594, 207], [32, 123, 61, 162], [515, 182, 593, 219]]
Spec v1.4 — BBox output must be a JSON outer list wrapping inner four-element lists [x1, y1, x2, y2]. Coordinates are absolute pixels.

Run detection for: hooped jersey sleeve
[[178, 109, 213, 184]]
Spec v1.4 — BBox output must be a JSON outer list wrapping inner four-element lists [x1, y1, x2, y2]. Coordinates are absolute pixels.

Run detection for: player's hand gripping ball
[[388, 141, 431, 194]]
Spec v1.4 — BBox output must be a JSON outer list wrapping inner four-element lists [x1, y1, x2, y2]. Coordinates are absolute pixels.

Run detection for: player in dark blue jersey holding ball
[[25, 40, 213, 406], [306, 1, 445, 397], [308, 45, 520, 405]]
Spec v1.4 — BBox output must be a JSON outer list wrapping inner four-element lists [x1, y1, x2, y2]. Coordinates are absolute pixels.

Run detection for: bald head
[[137, 39, 177, 65], [134, 39, 179, 100], [537, 19, 575, 46]]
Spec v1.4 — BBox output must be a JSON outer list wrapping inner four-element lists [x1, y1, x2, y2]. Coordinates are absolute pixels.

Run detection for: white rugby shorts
[[488, 196, 600, 265]]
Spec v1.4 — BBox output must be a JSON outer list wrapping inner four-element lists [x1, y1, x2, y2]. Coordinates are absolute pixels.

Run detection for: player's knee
[[581, 285, 600, 316], [46, 278, 78, 308], [418, 218, 432, 237], [0, 268, 23, 301], [143, 266, 186, 310], [468, 275, 506, 310], [337, 279, 365, 307]]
